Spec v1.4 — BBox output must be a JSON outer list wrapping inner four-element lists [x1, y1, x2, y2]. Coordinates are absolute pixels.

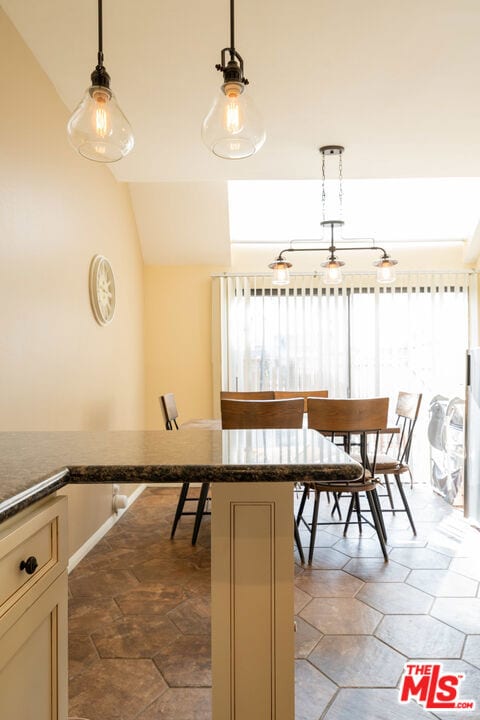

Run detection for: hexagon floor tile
[[299, 597, 382, 635], [463, 635, 480, 668], [309, 635, 406, 687], [324, 687, 439, 720], [295, 659, 337, 720], [431, 598, 480, 634], [375, 615, 465, 658], [422, 660, 480, 720], [406, 569, 478, 597], [295, 569, 364, 597], [344, 557, 410, 583], [357, 582, 433, 614], [68, 486, 480, 720]]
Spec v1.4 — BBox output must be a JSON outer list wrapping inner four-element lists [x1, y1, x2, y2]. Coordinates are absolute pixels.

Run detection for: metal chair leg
[[366, 490, 389, 561], [394, 474, 417, 535], [296, 485, 309, 526], [308, 489, 321, 565], [383, 474, 396, 512], [192, 482, 210, 545], [294, 517, 305, 564], [171, 482, 190, 538]]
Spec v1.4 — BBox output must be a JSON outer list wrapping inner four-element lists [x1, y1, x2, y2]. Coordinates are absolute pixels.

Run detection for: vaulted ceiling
[[3, 0, 480, 263]]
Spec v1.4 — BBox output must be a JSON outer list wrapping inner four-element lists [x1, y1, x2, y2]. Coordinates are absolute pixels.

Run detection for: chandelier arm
[[278, 246, 390, 260]]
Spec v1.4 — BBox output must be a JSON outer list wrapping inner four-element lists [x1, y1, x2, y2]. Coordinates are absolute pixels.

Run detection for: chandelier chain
[[338, 151, 343, 220], [321, 151, 326, 224]]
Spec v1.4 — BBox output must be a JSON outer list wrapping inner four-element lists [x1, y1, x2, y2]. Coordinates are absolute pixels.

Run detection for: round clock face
[[89, 255, 116, 325]]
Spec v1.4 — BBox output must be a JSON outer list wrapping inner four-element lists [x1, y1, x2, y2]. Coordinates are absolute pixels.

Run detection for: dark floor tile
[[295, 569, 364, 597], [309, 635, 406, 687], [136, 688, 211, 720], [115, 585, 190, 615], [69, 568, 139, 598], [356, 582, 433, 614], [324, 687, 438, 720], [294, 617, 322, 658], [375, 614, 464, 658], [299, 597, 382, 635], [343, 557, 410, 583], [295, 659, 337, 720], [68, 634, 99, 680], [167, 595, 211, 635], [92, 615, 181, 658], [68, 596, 123, 635], [153, 635, 211, 686], [69, 658, 167, 720]]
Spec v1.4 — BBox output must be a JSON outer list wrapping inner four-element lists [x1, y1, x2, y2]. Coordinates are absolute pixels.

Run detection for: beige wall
[[144, 265, 224, 428], [0, 11, 144, 555]]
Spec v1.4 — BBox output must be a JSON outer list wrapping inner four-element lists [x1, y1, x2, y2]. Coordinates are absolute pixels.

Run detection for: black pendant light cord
[[97, 0, 104, 67], [91, 0, 110, 89], [230, 0, 235, 57], [215, 0, 249, 85]]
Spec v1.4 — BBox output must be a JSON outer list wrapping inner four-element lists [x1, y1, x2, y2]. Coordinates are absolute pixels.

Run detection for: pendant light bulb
[[374, 255, 398, 284], [269, 258, 292, 286], [321, 257, 345, 285], [67, 0, 134, 163], [202, 81, 265, 159]]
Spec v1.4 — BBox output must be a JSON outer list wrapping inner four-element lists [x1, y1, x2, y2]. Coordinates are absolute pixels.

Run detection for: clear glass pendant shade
[[269, 260, 292, 286], [374, 257, 398, 284], [201, 82, 266, 159], [321, 258, 345, 285], [67, 86, 134, 162]]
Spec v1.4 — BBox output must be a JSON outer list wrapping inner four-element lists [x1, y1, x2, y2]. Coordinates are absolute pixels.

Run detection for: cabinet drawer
[[0, 496, 67, 627]]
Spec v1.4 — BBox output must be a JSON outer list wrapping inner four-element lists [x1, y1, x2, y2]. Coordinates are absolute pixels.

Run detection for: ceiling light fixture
[[201, 0, 266, 159], [67, 0, 134, 162], [269, 146, 398, 286]]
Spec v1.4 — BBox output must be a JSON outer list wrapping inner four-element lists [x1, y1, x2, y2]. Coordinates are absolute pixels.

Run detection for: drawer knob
[[20, 556, 38, 575]]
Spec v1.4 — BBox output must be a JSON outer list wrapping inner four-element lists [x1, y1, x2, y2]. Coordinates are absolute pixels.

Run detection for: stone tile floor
[[68, 484, 480, 720]]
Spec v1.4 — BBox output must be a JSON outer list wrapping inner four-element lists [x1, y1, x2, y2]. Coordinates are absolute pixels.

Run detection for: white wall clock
[[89, 255, 116, 325]]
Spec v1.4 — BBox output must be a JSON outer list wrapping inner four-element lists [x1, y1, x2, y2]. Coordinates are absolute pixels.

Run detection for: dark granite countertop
[[0, 429, 361, 522]]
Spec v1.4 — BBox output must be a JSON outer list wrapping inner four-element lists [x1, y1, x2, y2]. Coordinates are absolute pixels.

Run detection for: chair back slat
[[221, 391, 275, 400], [274, 390, 328, 412], [396, 391, 422, 421], [221, 398, 304, 429], [307, 398, 389, 432], [159, 393, 179, 430]]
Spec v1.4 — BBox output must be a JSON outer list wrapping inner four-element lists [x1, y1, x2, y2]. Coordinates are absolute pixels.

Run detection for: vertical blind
[[218, 271, 473, 399], [216, 271, 476, 477]]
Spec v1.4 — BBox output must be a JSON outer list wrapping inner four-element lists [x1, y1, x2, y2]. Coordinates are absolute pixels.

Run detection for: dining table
[[0, 428, 361, 720]]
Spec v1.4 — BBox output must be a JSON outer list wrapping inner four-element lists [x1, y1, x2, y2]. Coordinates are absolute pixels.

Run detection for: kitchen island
[[0, 429, 361, 720]]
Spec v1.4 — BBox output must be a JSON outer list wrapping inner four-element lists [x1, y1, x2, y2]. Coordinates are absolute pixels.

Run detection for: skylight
[[228, 178, 480, 245]]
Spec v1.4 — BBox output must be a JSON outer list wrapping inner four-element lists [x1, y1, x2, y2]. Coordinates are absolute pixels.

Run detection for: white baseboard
[[67, 483, 147, 573]]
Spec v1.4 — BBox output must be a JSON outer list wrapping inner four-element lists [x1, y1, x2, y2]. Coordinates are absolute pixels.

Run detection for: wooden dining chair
[[220, 390, 275, 400], [220, 397, 306, 562], [159, 393, 210, 545], [221, 397, 305, 429], [368, 391, 422, 533], [273, 390, 328, 412], [300, 397, 390, 563]]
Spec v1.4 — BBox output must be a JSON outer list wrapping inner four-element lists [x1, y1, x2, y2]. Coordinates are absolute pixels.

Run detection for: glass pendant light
[[374, 254, 398, 284], [321, 255, 345, 285], [202, 0, 265, 159], [67, 0, 134, 162], [269, 258, 292, 286]]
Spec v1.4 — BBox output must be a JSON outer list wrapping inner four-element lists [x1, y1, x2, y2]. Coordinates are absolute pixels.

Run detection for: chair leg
[[294, 517, 305, 564], [343, 495, 355, 536], [331, 492, 343, 520], [171, 482, 190, 539], [192, 483, 210, 545], [308, 489, 321, 565], [383, 474, 395, 512], [371, 488, 388, 543], [354, 493, 363, 534], [366, 490, 389, 561], [394, 474, 417, 535], [296, 485, 309, 526]]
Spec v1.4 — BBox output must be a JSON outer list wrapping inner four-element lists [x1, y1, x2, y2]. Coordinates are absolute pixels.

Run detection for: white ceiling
[[3, 0, 480, 262]]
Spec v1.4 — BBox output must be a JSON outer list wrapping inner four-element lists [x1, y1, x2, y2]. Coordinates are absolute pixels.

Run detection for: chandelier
[[269, 146, 398, 286]]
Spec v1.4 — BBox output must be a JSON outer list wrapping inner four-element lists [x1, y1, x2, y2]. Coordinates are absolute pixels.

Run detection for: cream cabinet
[[0, 496, 68, 720]]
